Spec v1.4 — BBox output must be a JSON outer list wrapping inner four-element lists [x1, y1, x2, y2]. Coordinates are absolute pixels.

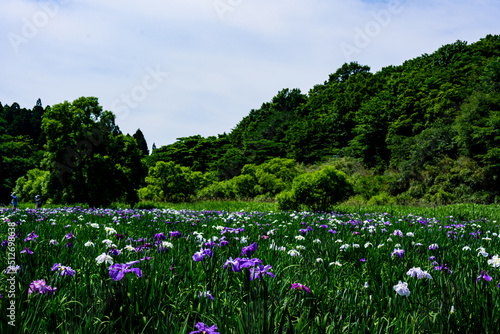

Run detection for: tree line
[[1, 34, 499, 209]]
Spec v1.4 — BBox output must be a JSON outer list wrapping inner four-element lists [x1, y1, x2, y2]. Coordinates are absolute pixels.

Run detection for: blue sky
[[1, 0, 499, 149]]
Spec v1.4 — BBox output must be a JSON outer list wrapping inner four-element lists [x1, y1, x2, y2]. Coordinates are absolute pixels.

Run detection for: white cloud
[[1, 0, 499, 149]]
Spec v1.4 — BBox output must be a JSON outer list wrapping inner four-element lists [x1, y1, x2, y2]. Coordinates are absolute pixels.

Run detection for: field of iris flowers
[[1, 207, 500, 333]]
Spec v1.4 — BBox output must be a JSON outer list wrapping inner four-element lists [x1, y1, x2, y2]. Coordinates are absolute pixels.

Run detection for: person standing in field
[[35, 194, 41, 209], [11, 192, 18, 210]]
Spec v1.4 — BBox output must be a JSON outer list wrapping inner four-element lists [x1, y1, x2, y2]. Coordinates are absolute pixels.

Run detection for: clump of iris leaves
[[1, 207, 499, 334]]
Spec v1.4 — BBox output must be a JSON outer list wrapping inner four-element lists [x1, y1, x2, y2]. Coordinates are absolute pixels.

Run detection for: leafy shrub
[[199, 158, 299, 200], [275, 190, 298, 211], [277, 166, 353, 211], [367, 192, 396, 206], [197, 180, 236, 200], [140, 161, 207, 202], [14, 169, 50, 204], [232, 174, 257, 199]]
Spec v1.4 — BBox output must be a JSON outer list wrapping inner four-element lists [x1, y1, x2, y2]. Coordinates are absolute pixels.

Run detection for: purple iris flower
[[136, 243, 153, 252], [192, 249, 212, 262], [434, 263, 453, 274], [391, 248, 405, 259], [393, 230, 403, 237], [223, 257, 262, 272], [328, 229, 337, 234], [204, 240, 217, 249], [66, 242, 73, 249], [218, 239, 229, 247], [192, 251, 206, 262], [429, 256, 436, 261], [238, 258, 262, 269], [108, 248, 121, 257], [51, 263, 76, 276], [189, 322, 219, 334], [28, 279, 56, 295], [108, 262, 142, 281], [170, 231, 182, 239], [360, 258, 366, 263], [21, 247, 33, 254], [154, 232, 166, 241], [223, 257, 242, 272], [477, 270, 492, 282], [250, 264, 275, 281], [291, 283, 311, 293], [115, 234, 125, 240], [241, 242, 258, 257], [65, 232, 74, 240], [202, 249, 213, 257], [24, 231, 38, 242]]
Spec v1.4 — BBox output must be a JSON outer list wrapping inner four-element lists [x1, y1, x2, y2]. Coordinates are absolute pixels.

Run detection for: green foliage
[[275, 189, 298, 211], [348, 91, 394, 168], [327, 61, 371, 84], [277, 166, 353, 211], [0, 99, 45, 202], [140, 161, 206, 202], [0, 134, 42, 203], [230, 88, 307, 159], [210, 147, 246, 180], [199, 158, 299, 200], [13, 168, 50, 204], [133, 128, 149, 156], [351, 173, 397, 200], [398, 156, 491, 205], [146, 134, 231, 174], [197, 179, 236, 200], [367, 191, 396, 206], [39, 97, 144, 206]]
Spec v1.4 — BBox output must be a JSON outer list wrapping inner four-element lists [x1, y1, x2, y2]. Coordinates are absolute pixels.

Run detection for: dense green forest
[[1, 34, 499, 208]]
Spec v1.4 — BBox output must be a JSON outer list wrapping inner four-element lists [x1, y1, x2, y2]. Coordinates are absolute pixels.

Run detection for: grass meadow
[[1, 203, 499, 333]]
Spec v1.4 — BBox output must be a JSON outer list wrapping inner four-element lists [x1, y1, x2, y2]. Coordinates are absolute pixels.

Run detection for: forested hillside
[[2, 34, 499, 207], [0, 97, 148, 206], [145, 34, 500, 205]]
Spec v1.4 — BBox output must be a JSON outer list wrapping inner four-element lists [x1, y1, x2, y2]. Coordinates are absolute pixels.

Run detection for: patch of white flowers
[[487, 254, 500, 268]]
